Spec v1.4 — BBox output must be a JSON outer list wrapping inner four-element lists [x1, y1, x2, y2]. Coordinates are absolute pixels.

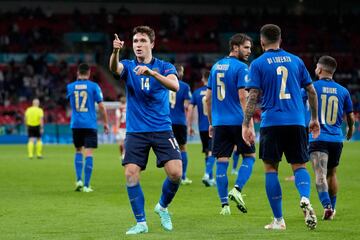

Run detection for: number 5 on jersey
[[216, 72, 225, 101]]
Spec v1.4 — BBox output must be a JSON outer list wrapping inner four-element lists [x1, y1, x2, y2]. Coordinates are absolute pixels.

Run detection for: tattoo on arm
[[306, 85, 318, 120], [243, 89, 259, 126]]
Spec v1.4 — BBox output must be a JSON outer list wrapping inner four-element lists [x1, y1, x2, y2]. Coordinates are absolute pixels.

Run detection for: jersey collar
[[135, 57, 155, 66], [265, 48, 282, 52]]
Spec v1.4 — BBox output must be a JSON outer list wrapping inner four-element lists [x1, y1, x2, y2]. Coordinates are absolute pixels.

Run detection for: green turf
[[0, 142, 360, 239]]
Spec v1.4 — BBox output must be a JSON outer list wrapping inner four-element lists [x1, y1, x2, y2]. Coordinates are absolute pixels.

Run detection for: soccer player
[[67, 63, 109, 193], [115, 95, 126, 160], [187, 69, 216, 187], [109, 26, 182, 235], [242, 24, 320, 230], [309, 56, 355, 220], [24, 98, 44, 159], [206, 33, 256, 215], [170, 64, 192, 185]]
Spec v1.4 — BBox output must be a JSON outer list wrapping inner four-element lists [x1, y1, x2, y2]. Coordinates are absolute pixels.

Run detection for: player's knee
[[125, 168, 140, 185], [167, 169, 182, 182]]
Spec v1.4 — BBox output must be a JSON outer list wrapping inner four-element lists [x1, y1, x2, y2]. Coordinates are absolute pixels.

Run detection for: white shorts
[[116, 128, 126, 141]]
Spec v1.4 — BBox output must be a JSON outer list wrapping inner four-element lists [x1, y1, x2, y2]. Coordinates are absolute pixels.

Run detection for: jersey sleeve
[[163, 62, 178, 77], [299, 59, 312, 87], [120, 60, 129, 79], [66, 84, 71, 98], [247, 61, 261, 89], [40, 109, 44, 118], [344, 90, 354, 114], [237, 64, 249, 89], [185, 84, 192, 100], [190, 91, 197, 105], [94, 84, 104, 103], [207, 67, 214, 89]]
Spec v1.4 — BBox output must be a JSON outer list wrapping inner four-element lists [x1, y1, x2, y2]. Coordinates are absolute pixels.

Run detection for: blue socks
[[206, 156, 215, 179], [232, 151, 240, 170], [330, 195, 337, 209], [74, 153, 83, 181], [265, 172, 283, 219], [318, 191, 331, 208], [84, 156, 93, 187], [216, 161, 229, 205], [160, 177, 180, 208], [127, 184, 146, 222], [294, 167, 311, 198], [181, 151, 188, 180], [235, 156, 255, 190]]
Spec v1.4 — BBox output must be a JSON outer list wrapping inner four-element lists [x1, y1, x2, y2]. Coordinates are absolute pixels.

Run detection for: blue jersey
[[190, 85, 209, 131], [169, 80, 191, 125], [247, 49, 312, 127], [67, 80, 103, 129], [208, 56, 248, 126], [120, 58, 178, 133], [301, 88, 311, 127], [309, 79, 353, 142]]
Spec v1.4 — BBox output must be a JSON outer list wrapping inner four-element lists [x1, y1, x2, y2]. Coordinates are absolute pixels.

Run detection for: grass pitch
[[0, 142, 360, 239]]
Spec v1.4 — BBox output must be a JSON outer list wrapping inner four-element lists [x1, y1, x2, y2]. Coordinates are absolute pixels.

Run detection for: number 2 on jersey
[[74, 90, 88, 112], [321, 94, 338, 125], [277, 66, 291, 100]]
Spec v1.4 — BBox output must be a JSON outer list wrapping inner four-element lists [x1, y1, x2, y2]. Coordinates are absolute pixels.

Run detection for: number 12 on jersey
[[74, 90, 88, 112]]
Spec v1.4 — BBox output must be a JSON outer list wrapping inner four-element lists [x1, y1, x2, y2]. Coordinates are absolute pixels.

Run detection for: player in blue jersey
[[109, 26, 182, 235], [242, 24, 320, 230], [206, 33, 256, 215], [187, 69, 216, 187], [66, 63, 109, 193], [309, 56, 355, 220], [170, 64, 192, 185]]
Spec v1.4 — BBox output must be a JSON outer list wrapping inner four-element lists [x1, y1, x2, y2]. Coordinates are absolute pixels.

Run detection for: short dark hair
[[78, 63, 90, 75], [229, 33, 252, 51], [133, 26, 155, 43], [318, 55, 337, 74], [260, 24, 281, 44]]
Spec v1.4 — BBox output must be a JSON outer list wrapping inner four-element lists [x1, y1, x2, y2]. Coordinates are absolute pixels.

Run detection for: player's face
[[237, 40, 252, 61], [133, 33, 154, 59]]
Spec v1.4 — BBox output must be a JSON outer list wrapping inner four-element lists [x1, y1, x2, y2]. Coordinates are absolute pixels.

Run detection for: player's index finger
[[114, 33, 120, 40]]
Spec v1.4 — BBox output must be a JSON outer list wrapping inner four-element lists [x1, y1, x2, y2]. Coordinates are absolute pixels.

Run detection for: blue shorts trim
[[123, 131, 182, 170]]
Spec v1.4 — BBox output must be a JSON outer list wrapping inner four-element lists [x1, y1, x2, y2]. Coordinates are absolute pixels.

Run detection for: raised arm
[[305, 84, 320, 138], [109, 34, 125, 76]]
